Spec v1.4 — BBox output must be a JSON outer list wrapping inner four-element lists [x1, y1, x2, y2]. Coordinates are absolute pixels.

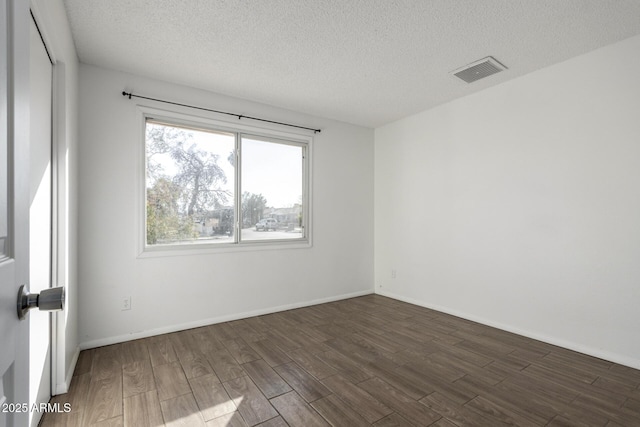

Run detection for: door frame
[[29, 0, 66, 397]]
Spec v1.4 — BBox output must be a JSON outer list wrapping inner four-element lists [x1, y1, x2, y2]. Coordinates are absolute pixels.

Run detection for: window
[[143, 113, 309, 251], [240, 135, 304, 242]]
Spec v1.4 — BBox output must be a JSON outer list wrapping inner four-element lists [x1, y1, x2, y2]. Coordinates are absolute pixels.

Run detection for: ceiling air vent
[[451, 56, 507, 83]]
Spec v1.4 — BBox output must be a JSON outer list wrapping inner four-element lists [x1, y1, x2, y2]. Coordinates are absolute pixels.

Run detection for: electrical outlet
[[391, 269, 397, 279], [122, 296, 131, 311]]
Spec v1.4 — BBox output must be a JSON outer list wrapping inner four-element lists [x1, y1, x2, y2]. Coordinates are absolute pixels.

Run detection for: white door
[[0, 0, 31, 426], [28, 14, 53, 427]]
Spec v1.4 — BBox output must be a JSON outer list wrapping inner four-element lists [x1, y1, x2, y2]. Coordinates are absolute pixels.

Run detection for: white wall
[[375, 35, 640, 368], [78, 65, 374, 347], [31, 0, 80, 394]]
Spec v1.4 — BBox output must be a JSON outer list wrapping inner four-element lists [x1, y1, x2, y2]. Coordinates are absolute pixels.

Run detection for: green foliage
[[241, 192, 268, 227], [146, 177, 197, 244], [211, 207, 235, 236]]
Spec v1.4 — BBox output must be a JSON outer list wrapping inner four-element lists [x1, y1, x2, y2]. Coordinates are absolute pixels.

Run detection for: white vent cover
[[451, 56, 507, 83]]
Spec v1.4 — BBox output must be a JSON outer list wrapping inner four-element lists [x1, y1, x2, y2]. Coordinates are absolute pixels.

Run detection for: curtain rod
[[121, 91, 321, 134]]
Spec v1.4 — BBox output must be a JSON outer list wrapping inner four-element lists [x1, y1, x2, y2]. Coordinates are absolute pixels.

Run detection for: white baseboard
[[79, 290, 373, 350], [54, 346, 80, 395], [376, 289, 640, 370]]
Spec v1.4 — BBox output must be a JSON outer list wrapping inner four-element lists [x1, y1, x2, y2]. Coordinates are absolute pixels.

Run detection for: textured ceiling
[[62, 0, 640, 128]]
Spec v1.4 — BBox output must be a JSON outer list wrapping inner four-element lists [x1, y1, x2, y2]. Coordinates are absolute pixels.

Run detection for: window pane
[[240, 136, 304, 241], [145, 121, 235, 246]]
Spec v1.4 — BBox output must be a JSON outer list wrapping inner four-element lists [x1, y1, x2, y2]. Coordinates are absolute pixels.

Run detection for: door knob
[[17, 285, 65, 320]]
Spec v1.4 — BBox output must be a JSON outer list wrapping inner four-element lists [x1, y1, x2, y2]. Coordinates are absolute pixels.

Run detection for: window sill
[[137, 238, 312, 258]]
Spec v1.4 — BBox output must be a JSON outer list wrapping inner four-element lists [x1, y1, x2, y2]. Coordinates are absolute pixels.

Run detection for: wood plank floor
[[41, 295, 640, 426]]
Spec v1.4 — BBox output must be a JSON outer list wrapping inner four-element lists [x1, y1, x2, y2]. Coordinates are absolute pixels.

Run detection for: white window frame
[[136, 105, 312, 257]]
